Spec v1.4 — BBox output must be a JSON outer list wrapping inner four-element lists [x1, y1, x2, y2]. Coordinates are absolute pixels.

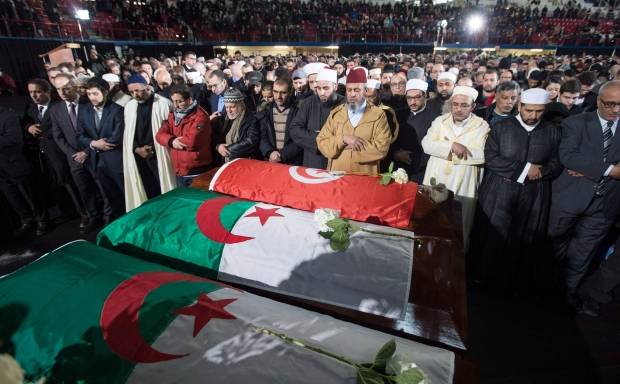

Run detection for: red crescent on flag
[[100, 271, 209, 363], [196, 197, 254, 244]]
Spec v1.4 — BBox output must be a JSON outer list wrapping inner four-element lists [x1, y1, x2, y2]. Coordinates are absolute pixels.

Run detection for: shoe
[[84, 217, 103, 234], [79, 217, 89, 234], [581, 298, 600, 317], [35, 222, 48, 236], [12, 222, 34, 237]]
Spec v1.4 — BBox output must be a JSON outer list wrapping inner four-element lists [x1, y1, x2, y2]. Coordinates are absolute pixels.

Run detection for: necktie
[[37, 105, 45, 123], [69, 103, 77, 131], [595, 120, 615, 196]]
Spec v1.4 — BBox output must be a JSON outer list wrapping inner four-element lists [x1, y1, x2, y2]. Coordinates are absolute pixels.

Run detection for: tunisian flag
[[208, 159, 417, 228]]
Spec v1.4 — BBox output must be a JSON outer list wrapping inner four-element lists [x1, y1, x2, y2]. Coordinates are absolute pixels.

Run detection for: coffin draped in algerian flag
[[97, 188, 414, 319], [0, 241, 454, 383], [209, 158, 418, 228]]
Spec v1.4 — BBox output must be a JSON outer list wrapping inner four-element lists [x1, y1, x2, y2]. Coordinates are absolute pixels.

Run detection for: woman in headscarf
[[215, 87, 260, 163]]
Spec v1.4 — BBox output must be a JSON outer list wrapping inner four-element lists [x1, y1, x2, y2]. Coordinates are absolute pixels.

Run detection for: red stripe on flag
[[210, 159, 417, 228]]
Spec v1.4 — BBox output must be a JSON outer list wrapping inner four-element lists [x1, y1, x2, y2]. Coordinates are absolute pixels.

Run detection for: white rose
[[386, 353, 418, 375], [314, 208, 340, 233], [391, 168, 409, 184]]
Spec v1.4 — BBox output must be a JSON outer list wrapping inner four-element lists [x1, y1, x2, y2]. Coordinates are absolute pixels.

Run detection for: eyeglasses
[[599, 99, 620, 109]]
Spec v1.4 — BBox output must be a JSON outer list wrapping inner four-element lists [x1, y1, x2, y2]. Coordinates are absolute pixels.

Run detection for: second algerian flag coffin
[[0, 241, 454, 383], [97, 188, 415, 319]]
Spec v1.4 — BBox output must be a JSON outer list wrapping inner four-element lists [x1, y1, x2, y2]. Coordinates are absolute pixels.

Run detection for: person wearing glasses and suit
[[548, 80, 620, 308]]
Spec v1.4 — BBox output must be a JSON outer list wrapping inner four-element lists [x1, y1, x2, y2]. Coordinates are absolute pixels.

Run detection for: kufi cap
[[406, 79, 428, 92], [521, 88, 549, 104], [407, 67, 425, 80], [102, 73, 120, 83], [367, 79, 381, 89], [437, 71, 457, 83], [452, 85, 478, 101], [292, 68, 306, 80], [449, 67, 460, 76], [127, 74, 148, 85], [316, 68, 337, 84], [223, 87, 245, 103], [76, 73, 92, 84], [303, 62, 327, 76], [369, 68, 382, 77], [346, 66, 367, 84], [246, 71, 263, 85]]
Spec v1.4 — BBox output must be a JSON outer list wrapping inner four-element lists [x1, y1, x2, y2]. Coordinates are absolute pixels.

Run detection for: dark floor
[[1, 219, 619, 384]]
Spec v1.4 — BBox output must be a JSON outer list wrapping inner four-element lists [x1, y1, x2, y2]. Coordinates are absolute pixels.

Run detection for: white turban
[[367, 79, 381, 89], [452, 85, 479, 102], [406, 79, 428, 92], [437, 71, 457, 83], [316, 68, 337, 84], [102, 73, 120, 83], [304, 63, 327, 76]]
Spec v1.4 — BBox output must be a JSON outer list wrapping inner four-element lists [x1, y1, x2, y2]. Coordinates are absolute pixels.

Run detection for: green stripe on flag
[[97, 188, 256, 276], [0, 241, 222, 383]]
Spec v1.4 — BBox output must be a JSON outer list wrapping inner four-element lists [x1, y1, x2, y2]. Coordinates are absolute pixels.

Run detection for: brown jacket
[[317, 102, 391, 175]]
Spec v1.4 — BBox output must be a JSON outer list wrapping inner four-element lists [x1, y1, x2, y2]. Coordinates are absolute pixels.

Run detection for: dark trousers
[[548, 197, 614, 294], [93, 164, 125, 221], [135, 155, 161, 199], [69, 164, 101, 219], [0, 176, 47, 224], [580, 233, 620, 304], [176, 174, 200, 188]]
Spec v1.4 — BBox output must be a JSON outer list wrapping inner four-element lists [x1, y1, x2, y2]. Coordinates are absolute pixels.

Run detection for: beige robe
[[421, 112, 490, 245], [123, 94, 177, 212], [316, 103, 391, 175]]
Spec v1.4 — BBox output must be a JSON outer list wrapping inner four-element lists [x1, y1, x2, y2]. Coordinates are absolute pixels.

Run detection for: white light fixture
[[326, 45, 339, 49], [530, 48, 543, 52], [482, 47, 496, 51], [274, 45, 289, 49], [434, 47, 448, 51], [466, 14, 484, 33], [75, 9, 90, 20]]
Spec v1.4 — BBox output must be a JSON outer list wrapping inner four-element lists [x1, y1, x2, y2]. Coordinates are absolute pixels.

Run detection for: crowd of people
[[0, 46, 619, 319], [1, 0, 619, 45]]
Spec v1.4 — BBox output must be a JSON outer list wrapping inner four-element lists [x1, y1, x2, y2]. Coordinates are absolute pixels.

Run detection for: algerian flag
[[98, 188, 415, 319], [0, 241, 454, 383]]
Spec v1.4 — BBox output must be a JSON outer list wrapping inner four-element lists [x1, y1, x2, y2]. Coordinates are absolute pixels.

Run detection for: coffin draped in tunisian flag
[[208, 159, 418, 228]]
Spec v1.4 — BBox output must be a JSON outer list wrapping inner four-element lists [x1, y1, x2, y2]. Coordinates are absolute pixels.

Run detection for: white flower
[[314, 208, 340, 232], [386, 353, 419, 375], [391, 168, 409, 184]]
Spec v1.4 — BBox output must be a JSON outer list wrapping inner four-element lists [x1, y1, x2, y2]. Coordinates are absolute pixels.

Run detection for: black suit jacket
[[0, 106, 31, 181], [50, 100, 87, 170], [77, 101, 124, 171], [552, 112, 620, 219], [208, 93, 224, 115], [257, 101, 302, 164]]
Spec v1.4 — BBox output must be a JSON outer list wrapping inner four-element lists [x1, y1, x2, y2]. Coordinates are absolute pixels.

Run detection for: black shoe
[[84, 218, 103, 234], [13, 222, 34, 237], [35, 222, 48, 236], [581, 298, 600, 317]]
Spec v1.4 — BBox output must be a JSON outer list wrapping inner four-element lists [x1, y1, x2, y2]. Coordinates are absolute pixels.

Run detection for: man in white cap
[[390, 79, 441, 183], [103, 73, 131, 107], [368, 68, 382, 81], [302, 62, 328, 93], [428, 71, 456, 115], [290, 67, 344, 169], [472, 88, 561, 291], [123, 74, 177, 211], [317, 67, 391, 175], [422, 85, 490, 247]]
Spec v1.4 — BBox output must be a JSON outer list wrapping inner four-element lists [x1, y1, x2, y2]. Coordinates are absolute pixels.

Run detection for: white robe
[[123, 94, 177, 212], [421, 112, 490, 246]]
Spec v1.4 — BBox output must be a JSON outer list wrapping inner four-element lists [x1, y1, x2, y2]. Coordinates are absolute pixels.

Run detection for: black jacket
[[256, 101, 302, 164], [0, 106, 31, 181], [214, 111, 260, 161], [77, 101, 125, 171], [289, 93, 345, 169]]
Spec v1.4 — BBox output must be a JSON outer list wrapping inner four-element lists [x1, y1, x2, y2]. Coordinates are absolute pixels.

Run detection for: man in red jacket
[[156, 85, 213, 187]]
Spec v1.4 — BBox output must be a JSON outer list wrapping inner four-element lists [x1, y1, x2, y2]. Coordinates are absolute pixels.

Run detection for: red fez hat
[[346, 67, 367, 84]]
